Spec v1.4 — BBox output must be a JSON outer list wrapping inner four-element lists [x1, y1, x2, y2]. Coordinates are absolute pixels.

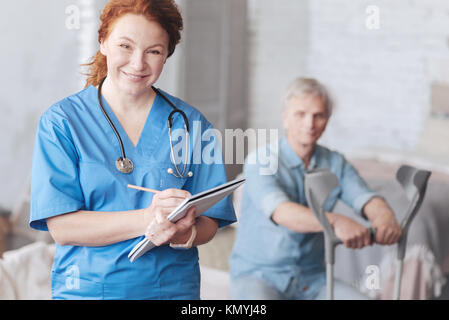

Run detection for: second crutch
[[304, 165, 431, 300]]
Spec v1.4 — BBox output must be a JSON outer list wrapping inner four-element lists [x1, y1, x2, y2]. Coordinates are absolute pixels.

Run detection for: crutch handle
[[369, 227, 376, 244], [334, 227, 377, 246]]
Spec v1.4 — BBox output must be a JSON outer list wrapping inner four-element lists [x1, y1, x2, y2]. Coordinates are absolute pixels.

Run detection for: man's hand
[[370, 213, 402, 245], [363, 197, 402, 245], [331, 215, 372, 249]]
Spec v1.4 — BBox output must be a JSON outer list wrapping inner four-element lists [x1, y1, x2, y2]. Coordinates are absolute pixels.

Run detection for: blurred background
[[1, 0, 449, 300], [2, 0, 449, 212]]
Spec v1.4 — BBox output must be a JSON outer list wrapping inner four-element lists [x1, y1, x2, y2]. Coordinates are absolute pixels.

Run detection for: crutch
[[304, 168, 374, 300], [304, 165, 431, 300], [392, 165, 431, 299]]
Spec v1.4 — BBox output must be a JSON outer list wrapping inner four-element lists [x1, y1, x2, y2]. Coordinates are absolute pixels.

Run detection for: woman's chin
[[119, 80, 152, 96]]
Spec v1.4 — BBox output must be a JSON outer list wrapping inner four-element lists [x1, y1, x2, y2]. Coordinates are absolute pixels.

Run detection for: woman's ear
[[100, 39, 107, 56]]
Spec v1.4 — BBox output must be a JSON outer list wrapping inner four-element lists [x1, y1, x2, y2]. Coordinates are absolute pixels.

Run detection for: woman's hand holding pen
[[143, 188, 197, 246]]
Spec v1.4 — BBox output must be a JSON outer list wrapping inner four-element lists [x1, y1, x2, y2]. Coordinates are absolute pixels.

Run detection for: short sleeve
[[183, 121, 236, 228], [30, 113, 84, 231], [339, 157, 380, 216], [243, 151, 290, 222]]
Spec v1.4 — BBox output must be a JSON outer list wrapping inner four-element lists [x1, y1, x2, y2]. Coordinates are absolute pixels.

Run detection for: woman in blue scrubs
[[30, 0, 235, 300]]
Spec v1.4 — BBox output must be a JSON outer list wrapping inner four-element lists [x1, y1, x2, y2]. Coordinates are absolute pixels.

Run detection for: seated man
[[229, 77, 402, 300]]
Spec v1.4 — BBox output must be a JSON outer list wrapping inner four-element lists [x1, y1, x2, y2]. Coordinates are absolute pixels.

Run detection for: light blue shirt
[[30, 85, 236, 300], [229, 137, 378, 296]]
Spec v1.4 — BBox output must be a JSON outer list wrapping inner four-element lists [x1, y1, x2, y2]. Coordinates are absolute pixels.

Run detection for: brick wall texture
[[248, 0, 449, 167]]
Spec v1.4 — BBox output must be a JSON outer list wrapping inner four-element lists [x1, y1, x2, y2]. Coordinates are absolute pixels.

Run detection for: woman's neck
[[100, 77, 155, 114]]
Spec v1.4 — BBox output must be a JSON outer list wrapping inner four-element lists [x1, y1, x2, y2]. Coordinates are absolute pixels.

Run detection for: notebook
[[128, 177, 245, 262]]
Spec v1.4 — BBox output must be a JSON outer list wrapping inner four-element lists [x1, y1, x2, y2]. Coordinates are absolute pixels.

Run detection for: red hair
[[83, 0, 183, 88]]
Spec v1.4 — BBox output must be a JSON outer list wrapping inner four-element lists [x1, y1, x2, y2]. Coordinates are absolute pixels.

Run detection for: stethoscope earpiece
[[167, 167, 194, 178]]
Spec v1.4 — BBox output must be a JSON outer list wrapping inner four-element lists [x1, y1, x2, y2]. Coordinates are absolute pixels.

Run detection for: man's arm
[[272, 201, 327, 233], [272, 202, 373, 249], [338, 157, 401, 246], [362, 197, 402, 245]]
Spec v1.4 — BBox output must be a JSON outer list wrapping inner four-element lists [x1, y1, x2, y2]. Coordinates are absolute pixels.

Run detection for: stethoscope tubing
[[97, 78, 128, 161], [97, 77, 192, 177]]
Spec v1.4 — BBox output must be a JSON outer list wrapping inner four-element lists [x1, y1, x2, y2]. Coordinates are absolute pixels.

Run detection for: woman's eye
[[148, 50, 161, 55], [120, 44, 131, 49]]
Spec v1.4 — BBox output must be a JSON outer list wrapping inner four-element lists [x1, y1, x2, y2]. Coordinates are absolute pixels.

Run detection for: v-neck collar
[[93, 85, 166, 157]]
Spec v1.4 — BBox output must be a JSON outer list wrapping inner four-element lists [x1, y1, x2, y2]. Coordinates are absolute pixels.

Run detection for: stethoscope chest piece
[[116, 157, 134, 174]]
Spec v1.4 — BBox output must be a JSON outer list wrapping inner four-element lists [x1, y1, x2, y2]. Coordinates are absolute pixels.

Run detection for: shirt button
[[302, 285, 309, 292]]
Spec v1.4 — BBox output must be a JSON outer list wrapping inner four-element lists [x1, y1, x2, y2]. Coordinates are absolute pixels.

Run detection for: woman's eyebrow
[[118, 36, 165, 49], [119, 36, 135, 43]]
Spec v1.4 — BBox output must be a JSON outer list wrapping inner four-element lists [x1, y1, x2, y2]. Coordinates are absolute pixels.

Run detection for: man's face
[[282, 94, 329, 147]]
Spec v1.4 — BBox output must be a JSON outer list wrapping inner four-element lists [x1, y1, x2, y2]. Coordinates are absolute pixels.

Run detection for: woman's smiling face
[[100, 13, 169, 96]]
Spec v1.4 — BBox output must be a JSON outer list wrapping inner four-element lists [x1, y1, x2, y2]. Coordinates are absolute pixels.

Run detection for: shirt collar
[[280, 136, 318, 170]]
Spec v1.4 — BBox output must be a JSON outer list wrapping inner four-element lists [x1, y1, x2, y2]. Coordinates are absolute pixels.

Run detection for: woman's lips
[[121, 71, 149, 82]]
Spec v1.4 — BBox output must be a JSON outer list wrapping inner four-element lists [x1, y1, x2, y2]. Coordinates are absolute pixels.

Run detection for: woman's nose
[[130, 51, 146, 71]]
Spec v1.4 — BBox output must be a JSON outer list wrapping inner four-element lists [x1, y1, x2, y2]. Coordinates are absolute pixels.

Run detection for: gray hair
[[282, 77, 333, 117]]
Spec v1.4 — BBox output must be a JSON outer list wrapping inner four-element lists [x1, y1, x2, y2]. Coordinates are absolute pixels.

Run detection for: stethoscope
[[97, 77, 193, 178]]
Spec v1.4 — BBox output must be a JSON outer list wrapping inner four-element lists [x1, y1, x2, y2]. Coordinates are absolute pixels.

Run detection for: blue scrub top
[[30, 85, 236, 300]]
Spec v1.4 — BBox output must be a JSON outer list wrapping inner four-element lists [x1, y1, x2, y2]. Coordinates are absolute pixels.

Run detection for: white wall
[[247, 0, 309, 131], [0, 0, 125, 211], [307, 0, 449, 163], [248, 0, 449, 172], [0, 0, 99, 211]]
